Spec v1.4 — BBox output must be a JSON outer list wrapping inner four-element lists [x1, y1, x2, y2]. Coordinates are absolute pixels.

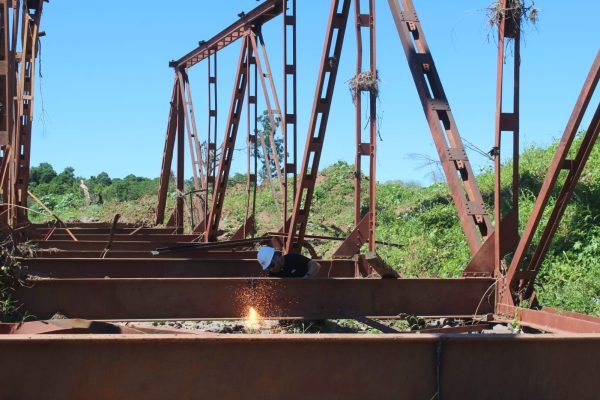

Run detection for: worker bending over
[[257, 246, 321, 278]]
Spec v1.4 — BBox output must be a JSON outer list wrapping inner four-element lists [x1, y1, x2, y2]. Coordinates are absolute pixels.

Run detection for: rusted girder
[[286, 0, 352, 253], [16, 278, 494, 320], [38, 234, 202, 242], [2, 334, 600, 399], [31, 250, 260, 259], [205, 37, 250, 241], [30, 240, 205, 252], [497, 304, 600, 334], [502, 51, 600, 305], [23, 258, 355, 278], [387, 0, 492, 255], [171, 0, 284, 69]]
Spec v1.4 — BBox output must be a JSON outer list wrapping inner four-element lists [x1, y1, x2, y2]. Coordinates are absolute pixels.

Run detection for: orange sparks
[[245, 306, 262, 331]]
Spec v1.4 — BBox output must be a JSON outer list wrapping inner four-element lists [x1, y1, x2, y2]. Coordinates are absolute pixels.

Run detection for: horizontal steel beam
[[31, 240, 206, 251], [38, 234, 201, 242], [1, 334, 599, 399], [16, 278, 494, 320], [29, 227, 178, 235], [30, 222, 141, 229], [172, 0, 284, 69], [23, 258, 355, 278], [32, 249, 260, 259], [497, 303, 600, 333]]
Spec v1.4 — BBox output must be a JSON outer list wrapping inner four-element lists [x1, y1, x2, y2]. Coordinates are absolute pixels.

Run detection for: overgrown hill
[[25, 135, 600, 315]]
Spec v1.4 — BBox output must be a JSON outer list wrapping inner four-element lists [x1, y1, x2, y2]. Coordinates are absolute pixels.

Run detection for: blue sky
[[31, 1, 599, 184]]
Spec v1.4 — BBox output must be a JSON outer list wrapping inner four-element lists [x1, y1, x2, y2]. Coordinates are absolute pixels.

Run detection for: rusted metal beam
[[28, 227, 177, 235], [171, 0, 284, 69], [36, 233, 202, 242], [282, 0, 298, 233], [497, 304, 600, 334], [387, 0, 491, 255], [205, 37, 250, 241], [286, 0, 352, 253], [491, 0, 521, 280], [12, 0, 44, 224], [503, 51, 600, 305], [23, 258, 355, 278], [30, 240, 202, 252], [352, 0, 377, 252], [32, 249, 260, 259], [156, 77, 181, 225], [2, 334, 600, 399], [16, 278, 495, 320]]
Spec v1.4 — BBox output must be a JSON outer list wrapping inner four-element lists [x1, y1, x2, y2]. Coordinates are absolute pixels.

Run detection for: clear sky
[[31, 1, 599, 184]]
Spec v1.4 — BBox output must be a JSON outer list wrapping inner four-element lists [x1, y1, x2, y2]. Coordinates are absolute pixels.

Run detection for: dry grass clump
[[0, 241, 29, 322], [348, 70, 380, 104], [487, 0, 539, 38]]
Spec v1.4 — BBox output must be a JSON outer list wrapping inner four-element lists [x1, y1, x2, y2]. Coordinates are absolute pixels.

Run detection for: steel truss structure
[[0, 0, 44, 226], [2, 1, 600, 398]]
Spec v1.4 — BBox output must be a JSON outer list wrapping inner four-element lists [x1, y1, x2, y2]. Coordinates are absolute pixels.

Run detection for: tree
[[29, 162, 57, 187], [254, 110, 285, 180], [89, 172, 112, 187]]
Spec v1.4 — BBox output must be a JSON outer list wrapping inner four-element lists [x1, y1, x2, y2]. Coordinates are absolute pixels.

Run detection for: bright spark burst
[[245, 306, 262, 331]]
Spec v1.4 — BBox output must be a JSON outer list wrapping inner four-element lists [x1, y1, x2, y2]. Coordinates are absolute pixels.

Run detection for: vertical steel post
[[244, 40, 258, 239], [333, 0, 377, 258], [0, 0, 12, 226], [205, 50, 218, 229], [493, 0, 521, 279], [175, 73, 185, 234], [367, 0, 377, 252], [285, 0, 352, 254], [282, 0, 297, 237], [13, 0, 43, 224]]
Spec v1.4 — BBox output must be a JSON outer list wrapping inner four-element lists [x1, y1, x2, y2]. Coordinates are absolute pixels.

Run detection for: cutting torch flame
[[245, 307, 262, 331]]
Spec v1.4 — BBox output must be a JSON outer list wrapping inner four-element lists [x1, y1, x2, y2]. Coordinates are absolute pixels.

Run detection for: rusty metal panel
[[1, 334, 600, 399], [23, 258, 355, 278], [15, 278, 494, 320]]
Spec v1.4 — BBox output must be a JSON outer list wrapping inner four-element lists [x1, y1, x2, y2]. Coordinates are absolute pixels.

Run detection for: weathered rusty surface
[[29, 227, 178, 235], [35, 233, 202, 242], [1, 334, 599, 400], [33, 249, 260, 259], [286, 0, 352, 253], [387, 0, 491, 254], [497, 304, 600, 334], [16, 278, 494, 320], [30, 240, 205, 251], [172, 0, 283, 69], [23, 258, 355, 278], [503, 51, 600, 305]]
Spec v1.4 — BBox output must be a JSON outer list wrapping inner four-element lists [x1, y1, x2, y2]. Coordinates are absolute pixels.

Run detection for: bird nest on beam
[[348, 70, 380, 104], [487, 0, 539, 39]]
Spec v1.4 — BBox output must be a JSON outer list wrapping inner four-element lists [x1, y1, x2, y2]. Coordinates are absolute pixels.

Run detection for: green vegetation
[[16, 133, 600, 316]]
